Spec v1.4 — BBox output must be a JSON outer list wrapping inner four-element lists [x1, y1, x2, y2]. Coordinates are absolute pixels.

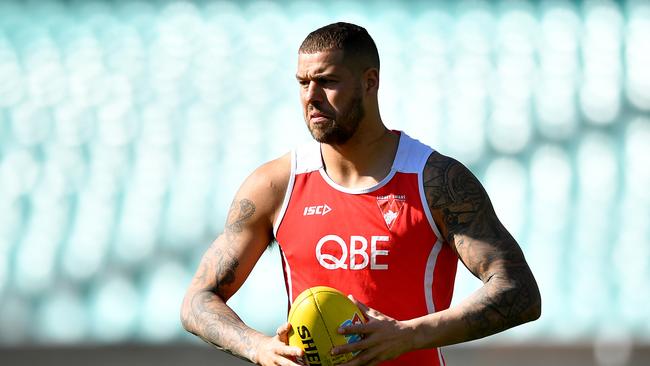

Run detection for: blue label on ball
[[340, 313, 363, 354]]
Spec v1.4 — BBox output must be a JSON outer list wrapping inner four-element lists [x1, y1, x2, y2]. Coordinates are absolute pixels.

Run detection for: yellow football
[[288, 286, 366, 366]]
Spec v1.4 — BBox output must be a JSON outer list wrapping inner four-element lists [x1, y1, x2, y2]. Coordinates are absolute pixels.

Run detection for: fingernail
[[331, 347, 338, 355], [337, 327, 345, 334]]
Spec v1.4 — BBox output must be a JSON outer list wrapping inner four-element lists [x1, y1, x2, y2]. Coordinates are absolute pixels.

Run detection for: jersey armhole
[[417, 150, 445, 242], [273, 150, 297, 238]]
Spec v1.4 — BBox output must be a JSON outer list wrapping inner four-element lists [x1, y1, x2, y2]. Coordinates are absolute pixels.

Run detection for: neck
[[320, 117, 399, 189]]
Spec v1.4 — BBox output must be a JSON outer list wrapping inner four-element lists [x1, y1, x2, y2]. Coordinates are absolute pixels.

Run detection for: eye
[[317, 77, 339, 88]]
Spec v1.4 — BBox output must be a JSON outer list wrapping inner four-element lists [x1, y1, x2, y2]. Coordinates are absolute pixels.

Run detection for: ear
[[363, 68, 379, 95]]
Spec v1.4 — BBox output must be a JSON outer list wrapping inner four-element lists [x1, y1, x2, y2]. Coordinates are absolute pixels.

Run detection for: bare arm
[[180, 198, 265, 360], [180, 155, 302, 365], [417, 151, 541, 344], [333, 153, 541, 365]]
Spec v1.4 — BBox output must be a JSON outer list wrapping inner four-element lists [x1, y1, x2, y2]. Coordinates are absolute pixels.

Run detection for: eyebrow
[[295, 72, 337, 80]]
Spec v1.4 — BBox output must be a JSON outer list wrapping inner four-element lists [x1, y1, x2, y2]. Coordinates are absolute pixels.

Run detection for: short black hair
[[299, 22, 380, 71]]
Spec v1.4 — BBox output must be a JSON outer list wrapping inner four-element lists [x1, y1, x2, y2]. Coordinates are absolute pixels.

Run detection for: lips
[[310, 111, 332, 122]]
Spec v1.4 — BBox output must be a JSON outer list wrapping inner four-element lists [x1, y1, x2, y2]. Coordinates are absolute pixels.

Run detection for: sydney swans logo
[[376, 194, 405, 230]]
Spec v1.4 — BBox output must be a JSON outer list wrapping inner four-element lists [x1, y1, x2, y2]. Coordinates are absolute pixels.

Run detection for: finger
[[272, 354, 303, 366], [337, 350, 379, 366], [347, 295, 382, 320], [348, 295, 368, 311], [331, 337, 374, 355], [338, 321, 377, 335], [275, 344, 304, 358]]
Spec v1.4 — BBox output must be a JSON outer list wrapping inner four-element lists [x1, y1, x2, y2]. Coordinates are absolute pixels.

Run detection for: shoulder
[[423, 151, 483, 203], [421, 151, 488, 240], [236, 153, 292, 225], [422, 151, 477, 200], [422, 150, 456, 182], [249, 152, 291, 193]]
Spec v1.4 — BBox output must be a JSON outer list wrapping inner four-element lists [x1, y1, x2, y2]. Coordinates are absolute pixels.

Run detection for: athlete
[[180, 22, 541, 366]]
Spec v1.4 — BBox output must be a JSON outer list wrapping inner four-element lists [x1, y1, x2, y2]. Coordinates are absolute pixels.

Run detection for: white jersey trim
[[280, 247, 294, 305], [318, 168, 398, 195], [273, 150, 297, 238], [315, 132, 407, 194], [296, 131, 436, 195], [294, 140, 322, 174], [424, 238, 443, 314], [418, 146, 447, 316]]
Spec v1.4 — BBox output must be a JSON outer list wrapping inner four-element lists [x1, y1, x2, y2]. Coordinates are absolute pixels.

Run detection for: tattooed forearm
[[187, 291, 260, 361], [180, 198, 262, 362], [460, 266, 540, 340], [423, 152, 541, 341], [214, 247, 240, 296], [181, 246, 258, 361]]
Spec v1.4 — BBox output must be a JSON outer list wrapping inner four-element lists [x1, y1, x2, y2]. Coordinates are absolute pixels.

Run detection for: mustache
[[307, 105, 334, 118]]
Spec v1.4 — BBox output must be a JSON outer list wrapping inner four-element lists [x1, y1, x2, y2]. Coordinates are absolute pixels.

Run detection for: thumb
[[276, 322, 292, 344], [348, 295, 380, 320], [348, 295, 369, 311]]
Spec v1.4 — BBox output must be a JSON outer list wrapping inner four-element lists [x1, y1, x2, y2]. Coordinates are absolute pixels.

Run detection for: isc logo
[[316, 234, 389, 270], [303, 204, 332, 216]]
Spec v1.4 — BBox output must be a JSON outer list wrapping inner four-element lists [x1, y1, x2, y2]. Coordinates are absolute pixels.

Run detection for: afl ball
[[288, 286, 366, 366]]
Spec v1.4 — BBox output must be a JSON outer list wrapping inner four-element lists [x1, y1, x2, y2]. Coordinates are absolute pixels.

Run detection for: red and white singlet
[[274, 131, 458, 366]]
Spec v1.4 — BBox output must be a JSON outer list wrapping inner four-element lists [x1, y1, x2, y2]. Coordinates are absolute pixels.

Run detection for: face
[[296, 50, 365, 145]]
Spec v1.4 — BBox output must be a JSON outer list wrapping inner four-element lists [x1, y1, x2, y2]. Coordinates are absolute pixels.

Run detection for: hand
[[332, 296, 415, 366], [252, 322, 304, 366]]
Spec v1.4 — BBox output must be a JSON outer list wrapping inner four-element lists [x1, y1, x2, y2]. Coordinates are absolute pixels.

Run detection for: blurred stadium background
[[0, 0, 649, 365]]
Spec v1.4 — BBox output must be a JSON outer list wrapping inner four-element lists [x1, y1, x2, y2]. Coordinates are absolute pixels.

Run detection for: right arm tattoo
[[225, 199, 256, 240], [181, 198, 263, 362]]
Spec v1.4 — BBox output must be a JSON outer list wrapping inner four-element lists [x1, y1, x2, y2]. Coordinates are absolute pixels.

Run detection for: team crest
[[376, 194, 406, 230]]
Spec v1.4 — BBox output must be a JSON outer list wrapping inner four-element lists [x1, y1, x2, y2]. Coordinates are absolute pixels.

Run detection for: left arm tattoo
[[423, 152, 541, 340]]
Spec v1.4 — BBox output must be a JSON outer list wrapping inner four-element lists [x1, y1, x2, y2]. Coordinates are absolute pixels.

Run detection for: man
[[181, 22, 541, 366]]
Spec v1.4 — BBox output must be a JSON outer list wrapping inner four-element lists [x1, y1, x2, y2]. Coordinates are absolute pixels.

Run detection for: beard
[[306, 92, 365, 145]]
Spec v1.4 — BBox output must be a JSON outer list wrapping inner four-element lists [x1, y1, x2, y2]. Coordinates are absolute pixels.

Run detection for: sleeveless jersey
[[274, 131, 458, 366]]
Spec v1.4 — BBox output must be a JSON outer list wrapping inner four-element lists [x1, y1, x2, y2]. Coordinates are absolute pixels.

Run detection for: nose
[[304, 81, 324, 104]]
